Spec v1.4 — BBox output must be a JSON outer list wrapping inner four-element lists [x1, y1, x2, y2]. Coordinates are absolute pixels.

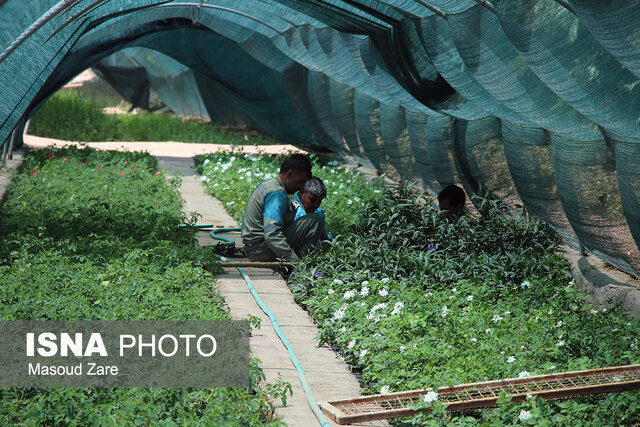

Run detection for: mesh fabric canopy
[[2, 0, 640, 276]]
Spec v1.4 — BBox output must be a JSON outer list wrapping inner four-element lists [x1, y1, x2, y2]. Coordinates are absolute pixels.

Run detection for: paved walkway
[[156, 156, 385, 427], [25, 134, 306, 157]]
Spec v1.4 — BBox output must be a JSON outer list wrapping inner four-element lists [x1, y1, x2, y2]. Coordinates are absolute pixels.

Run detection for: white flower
[[441, 306, 449, 317], [340, 326, 347, 333], [507, 356, 516, 363], [333, 279, 344, 285], [520, 281, 531, 289], [328, 289, 335, 295], [347, 340, 356, 349], [518, 371, 530, 378], [451, 287, 457, 293], [612, 375, 624, 383], [381, 277, 390, 284], [518, 410, 532, 421], [423, 391, 438, 403], [361, 280, 369, 286], [425, 292, 433, 297], [332, 304, 347, 321], [366, 303, 388, 320], [360, 285, 369, 296], [380, 385, 390, 394], [470, 338, 477, 342], [556, 321, 563, 328], [485, 328, 491, 333], [347, 199, 353, 205], [555, 341, 565, 347], [379, 288, 389, 297], [391, 301, 404, 316], [203, 159, 210, 166], [546, 365, 556, 370], [504, 311, 511, 316], [492, 315, 504, 322], [466, 295, 473, 302], [399, 345, 406, 352], [343, 290, 356, 299], [359, 349, 368, 358], [200, 175, 208, 181]]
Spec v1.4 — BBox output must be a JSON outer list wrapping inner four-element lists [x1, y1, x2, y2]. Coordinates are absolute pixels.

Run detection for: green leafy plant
[[283, 186, 640, 425], [0, 147, 289, 425]]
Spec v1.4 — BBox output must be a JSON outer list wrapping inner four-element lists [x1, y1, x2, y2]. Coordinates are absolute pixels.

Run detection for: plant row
[[29, 90, 280, 145], [0, 147, 287, 426], [201, 153, 640, 425]]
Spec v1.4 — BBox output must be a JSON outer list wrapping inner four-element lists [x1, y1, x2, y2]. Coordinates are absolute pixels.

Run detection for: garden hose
[[177, 223, 214, 228], [209, 227, 241, 247], [216, 251, 331, 427]]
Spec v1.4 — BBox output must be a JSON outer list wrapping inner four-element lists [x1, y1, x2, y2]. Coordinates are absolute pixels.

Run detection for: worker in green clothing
[[241, 154, 325, 262]]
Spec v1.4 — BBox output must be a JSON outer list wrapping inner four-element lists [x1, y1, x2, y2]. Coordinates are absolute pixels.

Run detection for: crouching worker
[[437, 184, 466, 219], [292, 176, 331, 241], [241, 154, 325, 262]]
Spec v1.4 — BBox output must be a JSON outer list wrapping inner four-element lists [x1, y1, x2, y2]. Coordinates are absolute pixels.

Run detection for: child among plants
[[293, 176, 331, 242], [293, 176, 326, 223]]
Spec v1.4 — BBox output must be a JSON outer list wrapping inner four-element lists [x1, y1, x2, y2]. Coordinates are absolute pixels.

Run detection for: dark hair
[[280, 154, 312, 177], [302, 176, 326, 199], [438, 184, 465, 207]]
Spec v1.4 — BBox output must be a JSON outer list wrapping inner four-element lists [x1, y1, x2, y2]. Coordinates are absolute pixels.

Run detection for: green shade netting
[[2, 0, 640, 276]]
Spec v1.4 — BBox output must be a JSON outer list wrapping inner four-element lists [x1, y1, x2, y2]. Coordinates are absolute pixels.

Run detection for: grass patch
[[0, 147, 289, 425], [200, 153, 640, 425], [29, 90, 280, 145]]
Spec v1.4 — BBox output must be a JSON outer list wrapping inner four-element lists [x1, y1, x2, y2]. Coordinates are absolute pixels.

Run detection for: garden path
[[157, 156, 387, 427]]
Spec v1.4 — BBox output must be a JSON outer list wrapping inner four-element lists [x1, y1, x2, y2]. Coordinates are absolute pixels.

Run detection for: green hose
[[209, 227, 241, 247], [216, 252, 331, 427]]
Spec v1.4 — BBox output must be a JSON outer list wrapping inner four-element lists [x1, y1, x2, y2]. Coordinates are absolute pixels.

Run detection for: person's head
[[299, 176, 326, 213], [438, 185, 466, 218], [279, 154, 312, 195]]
